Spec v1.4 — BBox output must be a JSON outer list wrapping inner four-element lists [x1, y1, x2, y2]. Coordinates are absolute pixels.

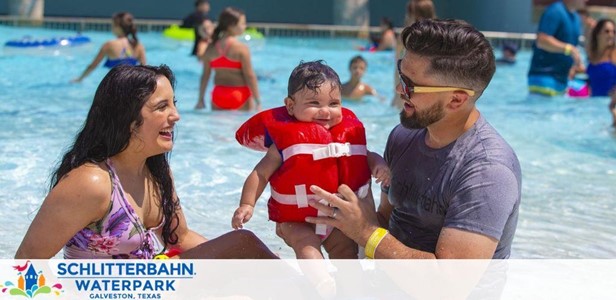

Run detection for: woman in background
[[391, 0, 436, 108], [195, 7, 260, 111], [72, 12, 146, 83], [585, 19, 616, 126]]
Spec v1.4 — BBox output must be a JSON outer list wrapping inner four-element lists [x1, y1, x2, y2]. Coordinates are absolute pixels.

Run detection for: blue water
[[1, 25, 615, 259]]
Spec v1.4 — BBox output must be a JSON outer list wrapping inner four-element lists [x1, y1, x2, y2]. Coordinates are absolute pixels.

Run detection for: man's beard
[[399, 100, 445, 129]]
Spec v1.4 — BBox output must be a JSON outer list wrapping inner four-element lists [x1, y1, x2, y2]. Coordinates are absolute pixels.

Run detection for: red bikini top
[[210, 41, 242, 69]]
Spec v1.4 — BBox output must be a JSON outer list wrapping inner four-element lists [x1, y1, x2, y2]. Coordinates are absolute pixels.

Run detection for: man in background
[[528, 0, 587, 96]]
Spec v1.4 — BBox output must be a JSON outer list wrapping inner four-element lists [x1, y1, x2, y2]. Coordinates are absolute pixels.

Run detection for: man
[[181, 0, 212, 57], [528, 0, 587, 96], [306, 19, 521, 259]]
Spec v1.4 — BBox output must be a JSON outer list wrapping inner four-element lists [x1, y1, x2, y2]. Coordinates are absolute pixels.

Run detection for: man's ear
[[447, 92, 471, 110], [284, 97, 294, 115]]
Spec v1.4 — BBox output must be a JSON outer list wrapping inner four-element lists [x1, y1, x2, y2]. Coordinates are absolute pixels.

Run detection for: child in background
[[341, 55, 381, 101], [233, 60, 390, 261]]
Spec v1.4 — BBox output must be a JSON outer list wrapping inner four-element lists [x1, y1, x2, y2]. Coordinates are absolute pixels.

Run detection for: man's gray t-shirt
[[382, 115, 521, 258]]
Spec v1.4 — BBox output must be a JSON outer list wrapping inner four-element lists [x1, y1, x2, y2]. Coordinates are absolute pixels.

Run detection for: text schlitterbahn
[[57, 262, 194, 294]]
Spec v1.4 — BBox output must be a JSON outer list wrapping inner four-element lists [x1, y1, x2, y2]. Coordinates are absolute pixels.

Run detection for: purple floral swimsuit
[[63, 159, 164, 259]]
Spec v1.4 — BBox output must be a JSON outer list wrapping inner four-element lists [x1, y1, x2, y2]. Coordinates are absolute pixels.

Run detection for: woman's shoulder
[[56, 162, 112, 200], [49, 162, 112, 220]]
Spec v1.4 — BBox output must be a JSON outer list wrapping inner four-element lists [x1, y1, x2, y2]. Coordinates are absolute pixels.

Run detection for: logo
[[1, 260, 63, 298]]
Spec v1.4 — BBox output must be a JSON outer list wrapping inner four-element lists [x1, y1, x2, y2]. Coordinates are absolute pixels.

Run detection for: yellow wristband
[[154, 254, 169, 260], [364, 227, 388, 259], [564, 44, 572, 56]]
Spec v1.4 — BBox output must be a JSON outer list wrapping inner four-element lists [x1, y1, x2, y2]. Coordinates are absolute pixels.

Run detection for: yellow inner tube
[[162, 25, 264, 41], [163, 24, 195, 41]]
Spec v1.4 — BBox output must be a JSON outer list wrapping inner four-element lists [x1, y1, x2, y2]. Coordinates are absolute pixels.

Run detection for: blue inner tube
[[4, 35, 91, 48]]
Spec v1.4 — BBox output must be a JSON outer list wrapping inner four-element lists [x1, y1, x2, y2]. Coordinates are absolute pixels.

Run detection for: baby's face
[[285, 83, 343, 130], [350, 61, 367, 78]]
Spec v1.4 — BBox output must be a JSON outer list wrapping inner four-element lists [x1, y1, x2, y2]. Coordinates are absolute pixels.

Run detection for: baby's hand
[[372, 164, 391, 187], [232, 204, 254, 229]]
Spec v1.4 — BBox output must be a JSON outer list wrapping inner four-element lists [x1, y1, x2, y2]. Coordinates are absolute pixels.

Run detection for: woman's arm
[[238, 43, 261, 110], [72, 43, 109, 83], [15, 164, 111, 258], [137, 43, 146, 65], [196, 55, 213, 109]]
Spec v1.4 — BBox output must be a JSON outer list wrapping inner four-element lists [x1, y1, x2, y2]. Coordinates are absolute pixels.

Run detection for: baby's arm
[[367, 150, 391, 187], [232, 145, 282, 229]]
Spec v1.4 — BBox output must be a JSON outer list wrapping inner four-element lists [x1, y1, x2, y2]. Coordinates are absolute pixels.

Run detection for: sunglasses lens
[[397, 61, 412, 99]]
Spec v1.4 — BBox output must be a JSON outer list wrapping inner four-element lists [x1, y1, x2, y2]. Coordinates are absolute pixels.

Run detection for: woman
[[195, 7, 260, 111], [72, 12, 146, 83], [376, 18, 396, 51], [585, 19, 616, 126], [16, 65, 276, 259]]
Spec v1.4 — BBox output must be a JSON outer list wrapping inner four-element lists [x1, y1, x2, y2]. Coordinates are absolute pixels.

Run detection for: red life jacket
[[236, 106, 372, 224]]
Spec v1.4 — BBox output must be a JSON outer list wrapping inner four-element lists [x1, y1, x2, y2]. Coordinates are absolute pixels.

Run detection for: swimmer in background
[[72, 12, 145, 83], [181, 0, 214, 59], [357, 17, 396, 52], [341, 55, 384, 102], [496, 41, 519, 65], [195, 7, 260, 111]]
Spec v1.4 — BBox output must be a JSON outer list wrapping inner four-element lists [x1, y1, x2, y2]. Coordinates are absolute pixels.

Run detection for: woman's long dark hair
[[113, 12, 139, 48], [589, 19, 615, 62], [52, 64, 180, 247], [211, 7, 244, 45]]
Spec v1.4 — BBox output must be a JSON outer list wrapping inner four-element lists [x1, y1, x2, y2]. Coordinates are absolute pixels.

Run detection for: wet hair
[[211, 7, 244, 45], [287, 60, 341, 97], [112, 12, 139, 48], [349, 55, 367, 68], [51, 64, 180, 247], [589, 19, 615, 61], [401, 19, 495, 95]]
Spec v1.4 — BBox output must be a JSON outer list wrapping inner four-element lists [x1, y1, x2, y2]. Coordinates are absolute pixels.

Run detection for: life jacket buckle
[[327, 142, 351, 158]]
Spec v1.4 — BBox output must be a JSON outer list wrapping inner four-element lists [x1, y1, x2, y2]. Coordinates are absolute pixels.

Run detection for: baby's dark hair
[[287, 60, 341, 97], [349, 55, 367, 67]]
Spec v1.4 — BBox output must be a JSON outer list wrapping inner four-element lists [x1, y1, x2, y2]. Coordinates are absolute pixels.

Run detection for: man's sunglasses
[[397, 59, 475, 99]]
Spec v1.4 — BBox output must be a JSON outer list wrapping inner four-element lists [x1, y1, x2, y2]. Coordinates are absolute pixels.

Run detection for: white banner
[[0, 259, 614, 299]]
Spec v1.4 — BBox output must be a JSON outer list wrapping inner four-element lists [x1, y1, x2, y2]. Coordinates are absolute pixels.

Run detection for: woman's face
[[598, 22, 615, 48], [130, 76, 180, 156], [230, 15, 246, 36]]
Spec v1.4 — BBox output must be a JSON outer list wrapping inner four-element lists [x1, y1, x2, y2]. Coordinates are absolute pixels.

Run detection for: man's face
[[397, 52, 447, 129]]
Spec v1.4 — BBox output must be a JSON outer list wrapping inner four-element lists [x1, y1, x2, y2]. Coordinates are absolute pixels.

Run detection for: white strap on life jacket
[[271, 182, 371, 205], [271, 182, 370, 235], [281, 143, 367, 161]]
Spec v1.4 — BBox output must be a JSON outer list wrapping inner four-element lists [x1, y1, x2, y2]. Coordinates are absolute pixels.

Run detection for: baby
[[233, 60, 390, 260]]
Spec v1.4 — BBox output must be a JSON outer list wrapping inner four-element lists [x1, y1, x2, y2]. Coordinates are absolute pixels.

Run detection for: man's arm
[[306, 185, 500, 259]]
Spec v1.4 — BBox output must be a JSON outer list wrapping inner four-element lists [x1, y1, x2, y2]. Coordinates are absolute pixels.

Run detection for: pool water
[[1, 25, 615, 259]]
